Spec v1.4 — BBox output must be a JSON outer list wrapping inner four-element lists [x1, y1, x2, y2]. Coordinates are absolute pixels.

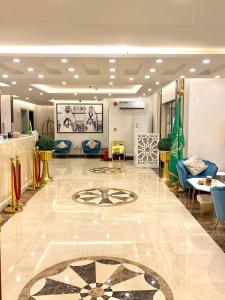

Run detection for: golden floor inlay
[[89, 167, 124, 174], [72, 188, 137, 206], [18, 256, 174, 300]]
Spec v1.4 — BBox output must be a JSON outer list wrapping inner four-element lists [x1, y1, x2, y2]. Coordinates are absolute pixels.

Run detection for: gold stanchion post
[[4, 158, 22, 213], [27, 147, 41, 191]]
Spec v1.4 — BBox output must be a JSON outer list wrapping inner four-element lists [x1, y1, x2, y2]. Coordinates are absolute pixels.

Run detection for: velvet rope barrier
[[13, 162, 21, 201], [35, 152, 41, 183]]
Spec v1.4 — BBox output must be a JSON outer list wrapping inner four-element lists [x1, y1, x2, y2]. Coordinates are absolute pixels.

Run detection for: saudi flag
[[169, 95, 185, 184]]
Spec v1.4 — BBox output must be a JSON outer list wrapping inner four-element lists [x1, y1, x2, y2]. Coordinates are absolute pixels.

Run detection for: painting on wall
[[56, 104, 103, 133]]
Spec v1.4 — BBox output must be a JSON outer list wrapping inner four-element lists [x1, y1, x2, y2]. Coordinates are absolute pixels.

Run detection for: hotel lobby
[[1, 1, 225, 299]]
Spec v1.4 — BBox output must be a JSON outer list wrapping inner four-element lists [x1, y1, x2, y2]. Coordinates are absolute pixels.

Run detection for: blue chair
[[55, 140, 72, 155], [82, 140, 101, 155], [211, 186, 225, 229], [176, 159, 218, 189]]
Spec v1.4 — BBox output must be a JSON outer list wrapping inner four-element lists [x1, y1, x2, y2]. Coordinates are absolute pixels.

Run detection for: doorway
[[29, 110, 34, 130], [21, 109, 28, 134]]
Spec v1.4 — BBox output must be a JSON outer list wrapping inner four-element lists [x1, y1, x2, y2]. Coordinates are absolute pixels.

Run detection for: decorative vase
[[160, 151, 171, 183], [39, 150, 53, 185]]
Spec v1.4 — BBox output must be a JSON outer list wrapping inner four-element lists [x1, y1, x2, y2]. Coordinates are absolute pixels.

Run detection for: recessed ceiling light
[[94, 96, 97, 99], [110, 68, 116, 72], [38, 74, 44, 78], [68, 67, 75, 72], [180, 75, 185, 78], [74, 93, 78, 96], [13, 95, 19, 98], [27, 67, 34, 72], [28, 88, 32, 91], [203, 59, 210, 64], [142, 93, 146, 96], [108, 93, 112, 96], [129, 77, 134, 81], [145, 75, 150, 79], [150, 68, 156, 73], [109, 59, 116, 63], [62, 81, 67, 85], [156, 59, 163, 63], [109, 82, 114, 85], [40, 92, 44, 95], [25, 97, 29, 100], [2, 74, 8, 78], [61, 58, 68, 63], [13, 58, 20, 63], [11, 81, 16, 85], [110, 75, 115, 79], [155, 81, 160, 85], [215, 75, 221, 78], [189, 68, 196, 73], [148, 88, 152, 91], [73, 74, 79, 78]]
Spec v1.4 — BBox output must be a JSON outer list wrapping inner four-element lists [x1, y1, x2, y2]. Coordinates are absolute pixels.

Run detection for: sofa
[[82, 140, 101, 155], [55, 140, 72, 155], [176, 159, 218, 189]]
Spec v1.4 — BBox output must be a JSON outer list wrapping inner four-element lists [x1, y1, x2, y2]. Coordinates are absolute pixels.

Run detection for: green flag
[[169, 95, 185, 184]]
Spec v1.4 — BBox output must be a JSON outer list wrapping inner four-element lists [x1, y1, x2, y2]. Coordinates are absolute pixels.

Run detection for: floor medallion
[[18, 256, 174, 300], [89, 167, 124, 174], [72, 188, 137, 206]]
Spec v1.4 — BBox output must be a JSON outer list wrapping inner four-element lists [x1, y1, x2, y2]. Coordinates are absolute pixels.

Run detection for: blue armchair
[[211, 186, 225, 229], [176, 159, 218, 189], [55, 140, 72, 155], [82, 140, 101, 155]]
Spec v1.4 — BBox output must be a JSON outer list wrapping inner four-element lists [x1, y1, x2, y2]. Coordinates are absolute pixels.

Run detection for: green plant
[[36, 136, 55, 151], [158, 138, 171, 151]]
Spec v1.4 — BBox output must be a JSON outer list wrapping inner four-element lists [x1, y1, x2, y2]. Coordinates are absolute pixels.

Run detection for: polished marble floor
[[2, 159, 225, 300]]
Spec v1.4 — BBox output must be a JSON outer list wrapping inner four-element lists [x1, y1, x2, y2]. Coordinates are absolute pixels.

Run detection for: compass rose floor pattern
[[18, 257, 174, 300], [72, 188, 138, 206], [89, 167, 124, 174]]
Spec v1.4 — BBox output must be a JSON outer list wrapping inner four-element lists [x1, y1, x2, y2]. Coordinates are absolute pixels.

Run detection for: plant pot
[[160, 151, 171, 183], [39, 150, 53, 185]]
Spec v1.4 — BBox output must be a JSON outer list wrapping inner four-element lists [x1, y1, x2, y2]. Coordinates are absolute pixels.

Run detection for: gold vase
[[160, 151, 171, 183], [39, 150, 53, 186]]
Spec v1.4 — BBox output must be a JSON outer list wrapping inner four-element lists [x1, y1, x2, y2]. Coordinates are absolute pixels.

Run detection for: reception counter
[[0, 135, 35, 209]]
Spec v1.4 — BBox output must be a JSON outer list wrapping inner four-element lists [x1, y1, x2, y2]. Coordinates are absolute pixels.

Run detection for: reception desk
[[0, 135, 35, 208]]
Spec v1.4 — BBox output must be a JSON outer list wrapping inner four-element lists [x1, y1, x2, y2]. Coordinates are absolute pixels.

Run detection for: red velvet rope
[[13, 163, 21, 201], [35, 153, 41, 183]]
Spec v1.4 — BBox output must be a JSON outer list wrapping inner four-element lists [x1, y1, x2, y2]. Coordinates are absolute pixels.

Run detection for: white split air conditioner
[[119, 101, 145, 109]]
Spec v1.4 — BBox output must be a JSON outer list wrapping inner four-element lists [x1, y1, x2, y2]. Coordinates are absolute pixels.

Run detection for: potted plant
[[36, 137, 55, 185], [158, 138, 171, 182]]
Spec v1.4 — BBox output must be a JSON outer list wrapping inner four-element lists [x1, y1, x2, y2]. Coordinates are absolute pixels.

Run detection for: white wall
[[54, 100, 109, 152], [1, 95, 12, 134], [35, 105, 54, 135], [185, 78, 225, 170], [13, 100, 36, 133]]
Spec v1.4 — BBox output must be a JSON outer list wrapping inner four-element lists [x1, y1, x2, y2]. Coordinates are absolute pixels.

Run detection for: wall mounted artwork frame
[[56, 103, 103, 133]]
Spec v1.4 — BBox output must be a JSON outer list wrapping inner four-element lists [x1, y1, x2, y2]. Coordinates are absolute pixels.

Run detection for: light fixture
[[94, 96, 97, 99], [110, 68, 116, 72], [189, 68, 196, 73], [110, 75, 115, 79], [38, 74, 44, 78], [27, 67, 34, 72], [109, 82, 114, 85], [156, 59, 163, 63], [203, 59, 210, 64], [13, 58, 20, 63], [215, 75, 221, 78], [2, 74, 8, 78], [62, 81, 67, 85], [40, 92, 44, 95], [155, 81, 160, 85], [11, 81, 17, 85], [180, 75, 185, 78], [109, 59, 116, 63], [150, 68, 156, 73], [61, 58, 68, 63], [28, 88, 32, 91], [25, 97, 29, 100], [108, 93, 112, 96], [73, 74, 79, 78], [142, 93, 146, 96], [145, 75, 150, 79], [129, 77, 134, 81], [74, 93, 78, 96], [148, 88, 152, 91], [68, 67, 75, 72]]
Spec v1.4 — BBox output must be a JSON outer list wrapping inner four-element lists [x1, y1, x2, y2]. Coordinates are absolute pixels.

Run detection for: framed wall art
[[56, 103, 103, 133]]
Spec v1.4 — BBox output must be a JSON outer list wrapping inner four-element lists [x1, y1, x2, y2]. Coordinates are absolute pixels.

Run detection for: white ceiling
[[0, 1, 225, 104], [1, 55, 225, 104]]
